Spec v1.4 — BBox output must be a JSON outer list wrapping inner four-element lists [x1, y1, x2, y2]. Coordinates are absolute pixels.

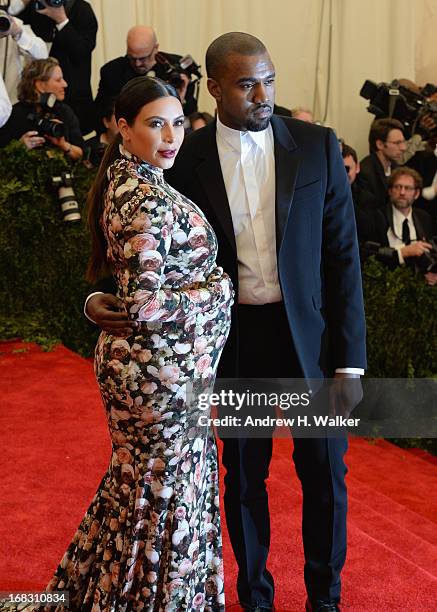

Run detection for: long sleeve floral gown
[[43, 146, 233, 611]]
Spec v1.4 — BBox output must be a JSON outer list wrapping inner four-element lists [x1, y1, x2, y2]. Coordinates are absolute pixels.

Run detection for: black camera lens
[[36, 117, 65, 139], [0, 12, 12, 34], [35, 0, 66, 9]]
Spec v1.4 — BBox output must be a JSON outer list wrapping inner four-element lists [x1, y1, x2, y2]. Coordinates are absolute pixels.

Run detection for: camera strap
[[2, 34, 9, 81], [388, 86, 400, 118]]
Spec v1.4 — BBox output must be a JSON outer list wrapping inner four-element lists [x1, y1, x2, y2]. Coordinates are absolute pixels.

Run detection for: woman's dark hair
[[87, 77, 179, 283]]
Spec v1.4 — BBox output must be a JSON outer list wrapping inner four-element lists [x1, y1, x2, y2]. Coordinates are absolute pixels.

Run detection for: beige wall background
[[88, 0, 437, 158]]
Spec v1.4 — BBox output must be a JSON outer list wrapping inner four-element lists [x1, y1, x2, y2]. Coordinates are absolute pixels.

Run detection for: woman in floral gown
[[43, 77, 233, 611]]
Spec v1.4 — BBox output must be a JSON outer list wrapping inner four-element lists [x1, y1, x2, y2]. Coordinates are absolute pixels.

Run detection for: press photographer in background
[[83, 97, 118, 166], [94, 25, 200, 132], [0, 0, 47, 126], [360, 77, 437, 229], [0, 56, 83, 159], [360, 166, 437, 286], [16, 0, 97, 134]]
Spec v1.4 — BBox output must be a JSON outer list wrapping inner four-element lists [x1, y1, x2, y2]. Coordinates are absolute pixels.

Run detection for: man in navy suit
[[86, 33, 366, 612]]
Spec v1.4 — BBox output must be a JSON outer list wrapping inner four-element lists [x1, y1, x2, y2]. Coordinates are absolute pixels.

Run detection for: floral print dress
[[43, 147, 233, 612]]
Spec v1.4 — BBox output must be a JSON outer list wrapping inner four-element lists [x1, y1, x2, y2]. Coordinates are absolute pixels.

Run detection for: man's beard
[[393, 198, 412, 210], [245, 104, 273, 131]]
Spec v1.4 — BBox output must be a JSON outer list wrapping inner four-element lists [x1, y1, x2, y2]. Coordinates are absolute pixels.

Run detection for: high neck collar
[[119, 144, 164, 183]]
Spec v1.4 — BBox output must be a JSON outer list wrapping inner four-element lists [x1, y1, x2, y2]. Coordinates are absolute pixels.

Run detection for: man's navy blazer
[[165, 116, 367, 379]]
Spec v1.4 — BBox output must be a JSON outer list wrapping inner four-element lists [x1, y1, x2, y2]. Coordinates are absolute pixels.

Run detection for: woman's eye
[[150, 121, 163, 128], [174, 119, 185, 127]]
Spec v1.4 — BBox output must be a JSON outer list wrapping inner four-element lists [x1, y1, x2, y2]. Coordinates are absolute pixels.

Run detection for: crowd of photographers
[[340, 79, 437, 285], [0, 0, 206, 163], [0, 0, 436, 284]]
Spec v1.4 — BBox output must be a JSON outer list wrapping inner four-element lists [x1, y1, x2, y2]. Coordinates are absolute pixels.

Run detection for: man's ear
[[207, 78, 221, 102], [356, 161, 360, 175], [375, 138, 384, 152]]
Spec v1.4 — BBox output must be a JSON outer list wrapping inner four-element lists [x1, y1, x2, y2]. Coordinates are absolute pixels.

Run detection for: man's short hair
[[341, 143, 358, 164], [388, 166, 423, 190], [205, 32, 267, 79], [368, 118, 404, 153]]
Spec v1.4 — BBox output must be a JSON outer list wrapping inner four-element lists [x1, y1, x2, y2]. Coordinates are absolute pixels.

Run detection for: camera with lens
[[27, 92, 66, 139], [360, 79, 437, 140], [34, 0, 66, 9], [0, 1, 12, 38], [363, 239, 437, 275], [52, 172, 81, 223], [415, 239, 437, 274], [155, 52, 202, 89]]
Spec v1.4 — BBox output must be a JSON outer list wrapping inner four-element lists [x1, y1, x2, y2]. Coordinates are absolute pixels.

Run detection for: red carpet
[[1, 341, 437, 611]]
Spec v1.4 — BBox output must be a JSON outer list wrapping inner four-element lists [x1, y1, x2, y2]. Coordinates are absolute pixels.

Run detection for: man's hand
[[35, 1, 68, 24], [86, 293, 135, 336], [401, 241, 433, 259], [20, 130, 45, 149], [329, 373, 363, 418], [424, 272, 437, 286], [8, 16, 22, 40]]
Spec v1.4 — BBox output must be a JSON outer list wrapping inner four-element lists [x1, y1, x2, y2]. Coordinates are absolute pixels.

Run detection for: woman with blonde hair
[[0, 57, 83, 159]]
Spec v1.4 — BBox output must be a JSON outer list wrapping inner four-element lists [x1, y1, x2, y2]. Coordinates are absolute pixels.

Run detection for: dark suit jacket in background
[[19, 0, 98, 134], [165, 116, 367, 380], [358, 203, 433, 268], [94, 53, 198, 130], [357, 152, 392, 209], [407, 149, 437, 233]]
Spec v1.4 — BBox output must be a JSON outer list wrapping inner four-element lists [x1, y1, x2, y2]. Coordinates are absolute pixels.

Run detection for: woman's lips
[[159, 149, 177, 158]]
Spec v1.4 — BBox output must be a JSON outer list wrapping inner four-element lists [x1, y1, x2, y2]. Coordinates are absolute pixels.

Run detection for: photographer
[[17, 0, 97, 134], [357, 118, 407, 209], [0, 0, 47, 117], [84, 97, 118, 166], [0, 56, 83, 159], [361, 167, 437, 286], [94, 25, 198, 131]]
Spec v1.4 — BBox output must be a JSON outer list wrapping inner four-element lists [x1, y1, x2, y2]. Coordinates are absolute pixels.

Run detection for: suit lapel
[[271, 116, 300, 252], [412, 209, 427, 241], [194, 123, 237, 253], [385, 203, 395, 236]]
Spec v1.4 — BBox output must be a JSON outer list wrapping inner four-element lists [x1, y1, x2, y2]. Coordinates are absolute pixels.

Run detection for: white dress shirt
[[0, 14, 48, 106], [0, 75, 12, 127], [216, 116, 281, 305], [387, 205, 417, 265]]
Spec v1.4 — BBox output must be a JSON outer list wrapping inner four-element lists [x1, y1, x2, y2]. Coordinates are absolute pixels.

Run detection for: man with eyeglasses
[[94, 25, 198, 132], [357, 118, 407, 209], [360, 166, 437, 285]]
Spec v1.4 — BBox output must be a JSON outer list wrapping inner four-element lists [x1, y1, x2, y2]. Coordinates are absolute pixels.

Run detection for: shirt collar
[[392, 204, 413, 225], [216, 115, 270, 153]]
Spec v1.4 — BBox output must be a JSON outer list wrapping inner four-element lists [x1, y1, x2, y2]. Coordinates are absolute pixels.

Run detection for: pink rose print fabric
[[42, 148, 233, 611]]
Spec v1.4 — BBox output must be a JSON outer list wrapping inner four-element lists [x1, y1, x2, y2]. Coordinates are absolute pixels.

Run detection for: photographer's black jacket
[[359, 203, 433, 268], [18, 0, 98, 134], [0, 101, 85, 149], [94, 53, 198, 130], [356, 152, 394, 209]]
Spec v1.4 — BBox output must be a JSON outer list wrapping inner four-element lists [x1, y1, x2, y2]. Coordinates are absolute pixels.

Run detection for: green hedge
[[0, 141, 98, 355], [1, 141, 436, 371], [362, 258, 437, 378]]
